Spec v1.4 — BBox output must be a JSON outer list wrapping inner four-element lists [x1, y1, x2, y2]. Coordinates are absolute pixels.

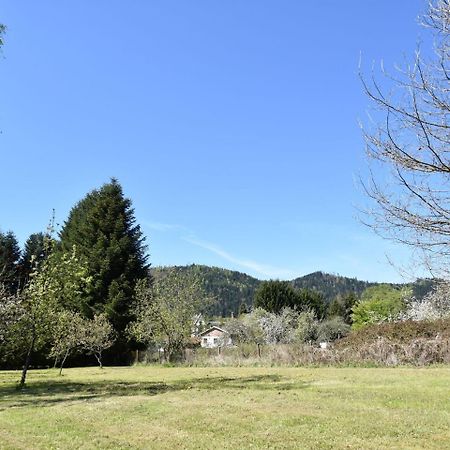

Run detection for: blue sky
[[0, 1, 430, 282]]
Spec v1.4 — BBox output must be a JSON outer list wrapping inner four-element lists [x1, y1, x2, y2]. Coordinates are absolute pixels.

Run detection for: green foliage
[[294, 310, 318, 343], [316, 317, 351, 342], [1, 245, 92, 384], [156, 264, 259, 317], [129, 268, 210, 361], [40, 245, 92, 312], [238, 309, 266, 345], [0, 285, 22, 346], [59, 178, 149, 334], [19, 232, 48, 288], [254, 280, 298, 313], [327, 292, 358, 324], [351, 285, 406, 330], [154, 266, 434, 318], [296, 288, 326, 319], [51, 311, 115, 372], [361, 284, 408, 303], [82, 314, 115, 368], [0, 231, 21, 293], [291, 271, 375, 303], [254, 280, 326, 317], [50, 310, 86, 374]]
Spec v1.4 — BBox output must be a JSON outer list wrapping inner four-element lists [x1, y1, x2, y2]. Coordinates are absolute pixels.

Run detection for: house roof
[[199, 326, 227, 337]]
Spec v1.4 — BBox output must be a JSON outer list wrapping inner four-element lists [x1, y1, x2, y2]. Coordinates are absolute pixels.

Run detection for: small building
[[199, 326, 231, 348]]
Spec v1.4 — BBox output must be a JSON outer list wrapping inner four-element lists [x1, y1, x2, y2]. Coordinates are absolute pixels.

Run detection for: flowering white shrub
[[228, 307, 322, 345], [399, 282, 450, 321]]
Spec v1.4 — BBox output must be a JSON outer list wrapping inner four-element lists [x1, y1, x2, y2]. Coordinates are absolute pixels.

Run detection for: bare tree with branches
[[360, 1, 450, 277]]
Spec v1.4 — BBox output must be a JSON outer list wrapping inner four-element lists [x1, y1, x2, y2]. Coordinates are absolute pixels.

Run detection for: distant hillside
[[152, 264, 260, 317], [291, 271, 378, 303], [152, 266, 436, 317]]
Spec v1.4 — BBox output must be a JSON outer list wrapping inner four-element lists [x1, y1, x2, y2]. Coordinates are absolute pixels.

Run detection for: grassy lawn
[[0, 366, 449, 449]]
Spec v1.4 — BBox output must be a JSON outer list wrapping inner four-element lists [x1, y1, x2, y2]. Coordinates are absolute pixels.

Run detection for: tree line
[[0, 179, 151, 384]]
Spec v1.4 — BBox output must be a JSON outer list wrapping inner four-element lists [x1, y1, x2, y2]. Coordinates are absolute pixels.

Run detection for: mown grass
[[0, 366, 449, 449]]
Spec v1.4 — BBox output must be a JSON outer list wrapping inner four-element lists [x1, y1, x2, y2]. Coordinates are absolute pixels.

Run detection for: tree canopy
[[254, 280, 326, 317], [351, 285, 406, 330], [0, 231, 21, 293], [59, 178, 149, 335]]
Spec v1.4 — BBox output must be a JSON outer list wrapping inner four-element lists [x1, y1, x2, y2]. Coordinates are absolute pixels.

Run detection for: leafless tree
[[360, 1, 450, 277]]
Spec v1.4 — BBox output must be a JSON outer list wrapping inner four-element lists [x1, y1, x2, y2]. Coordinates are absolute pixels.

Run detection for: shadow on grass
[[0, 374, 309, 409]]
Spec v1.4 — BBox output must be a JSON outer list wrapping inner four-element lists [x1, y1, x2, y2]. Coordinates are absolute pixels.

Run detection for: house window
[[203, 338, 208, 344], [213, 338, 218, 344]]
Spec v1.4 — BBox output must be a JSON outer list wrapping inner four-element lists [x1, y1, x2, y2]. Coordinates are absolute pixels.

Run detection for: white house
[[199, 326, 232, 348]]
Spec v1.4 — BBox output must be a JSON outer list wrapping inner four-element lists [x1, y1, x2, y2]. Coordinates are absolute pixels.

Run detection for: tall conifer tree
[[59, 179, 149, 336], [19, 232, 48, 287], [0, 231, 21, 293]]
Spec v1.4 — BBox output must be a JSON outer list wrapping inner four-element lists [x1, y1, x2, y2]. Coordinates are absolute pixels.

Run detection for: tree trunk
[[20, 335, 36, 387], [59, 349, 70, 376], [94, 352, 103, 369]]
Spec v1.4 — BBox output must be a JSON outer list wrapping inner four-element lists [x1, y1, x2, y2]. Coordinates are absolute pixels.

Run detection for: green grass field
[[0, 366, 449, 449]]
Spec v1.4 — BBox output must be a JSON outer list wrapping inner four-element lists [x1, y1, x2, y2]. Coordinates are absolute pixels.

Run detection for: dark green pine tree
[[19, 232, 48, 288], [254, 280, 299, 314], [254, 280, 326, 318], [59, 179, 149, 336], [0, 231, 21, 293], [327, 292, 358, 324]]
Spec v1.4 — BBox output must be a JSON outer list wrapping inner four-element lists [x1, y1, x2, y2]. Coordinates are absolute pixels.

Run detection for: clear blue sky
[[1, 1, 430, 282]]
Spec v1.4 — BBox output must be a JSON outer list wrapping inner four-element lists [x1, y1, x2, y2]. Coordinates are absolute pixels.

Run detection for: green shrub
[[317, 317, 350, 342], [351, 285, 406, 330]]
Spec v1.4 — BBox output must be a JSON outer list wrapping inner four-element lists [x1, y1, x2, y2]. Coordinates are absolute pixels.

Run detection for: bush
[[338, 317, 450, 347], [317, 317, 350, 342], [399, 282, 450, 321]]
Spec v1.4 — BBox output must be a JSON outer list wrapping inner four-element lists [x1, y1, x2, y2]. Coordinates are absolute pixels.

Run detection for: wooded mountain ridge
[[153, 265, 435, 317]]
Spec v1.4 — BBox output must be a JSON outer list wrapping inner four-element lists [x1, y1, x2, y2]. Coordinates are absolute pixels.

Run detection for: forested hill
[[153, 265, 435, 317], [291, 271, 378, 302], [152, 265, 260, 317]]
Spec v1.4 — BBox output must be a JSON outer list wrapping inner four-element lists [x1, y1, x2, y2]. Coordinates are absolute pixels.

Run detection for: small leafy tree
[[50, 310, 86, 375], [351, 285, 406, 330], [128, 270, 210, 362], [15, 244, 91, 386], [82, 314, 115, 368], [294, 309, 318, 343], [317, 317, 350, 342], [225, 317, 251, 344]]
